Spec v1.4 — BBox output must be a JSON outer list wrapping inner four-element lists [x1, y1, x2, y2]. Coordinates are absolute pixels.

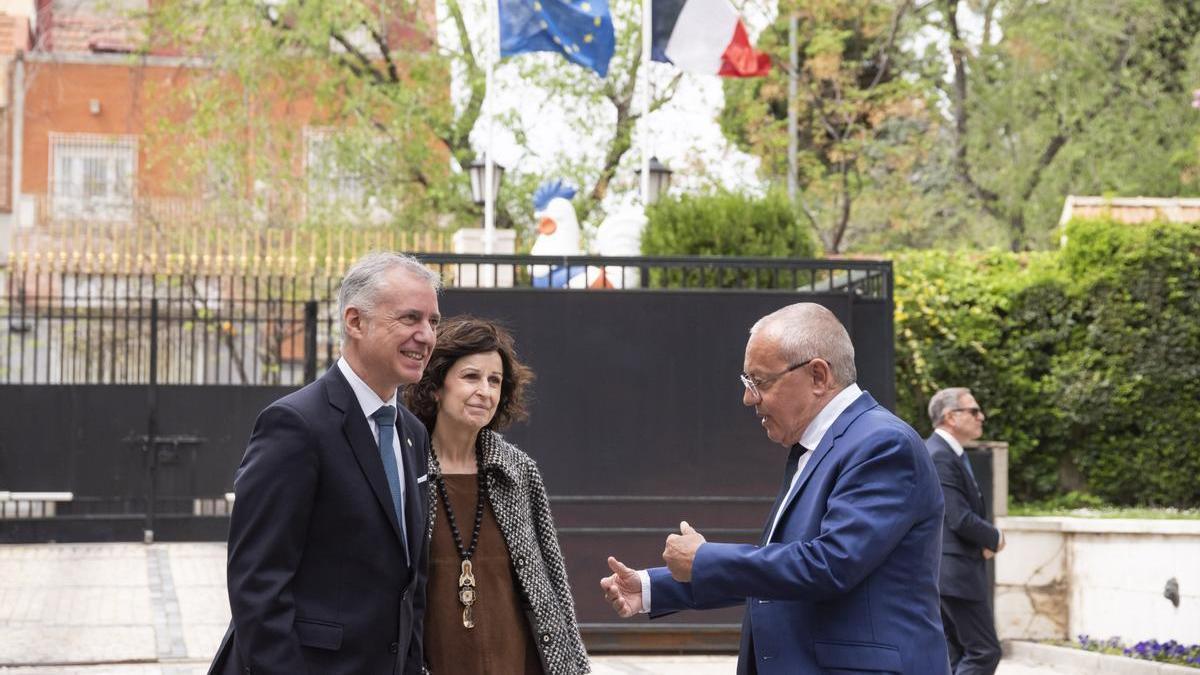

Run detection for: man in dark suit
[[209, 252, 440, 675], [926, 387, 1004, 675], [601, 303, 950, 675]]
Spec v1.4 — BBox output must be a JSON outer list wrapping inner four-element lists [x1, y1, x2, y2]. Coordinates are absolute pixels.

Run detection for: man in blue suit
[[601, 303, 950, 674], [926, 387, 1004, 675]]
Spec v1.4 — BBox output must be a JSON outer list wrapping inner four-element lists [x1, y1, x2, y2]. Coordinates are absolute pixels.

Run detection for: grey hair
[[928, 387, 972, 427], [749, 303, 857, 386], [337, 252, 441, 341]]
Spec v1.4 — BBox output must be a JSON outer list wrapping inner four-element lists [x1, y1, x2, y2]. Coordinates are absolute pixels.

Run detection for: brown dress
[[425, 473, 543, 675]]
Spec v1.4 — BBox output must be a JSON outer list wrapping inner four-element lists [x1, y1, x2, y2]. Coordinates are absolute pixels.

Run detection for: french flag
[[651, 0, 770, 77]]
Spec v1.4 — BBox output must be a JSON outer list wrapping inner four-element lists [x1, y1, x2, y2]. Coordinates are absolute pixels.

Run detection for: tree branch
[[329, 29, 388, 85], [581, 48, 643, 223], [1016, 23, 1136, 205], [649, 72, 684, 113], [941, 0, 1001, 208], [367, 22, 400, 84], [867, 0, 912, 91], [441, 0, 485, 166]]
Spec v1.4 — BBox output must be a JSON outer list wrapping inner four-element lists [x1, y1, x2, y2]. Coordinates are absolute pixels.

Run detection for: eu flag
[[499, 0, 615, 77]]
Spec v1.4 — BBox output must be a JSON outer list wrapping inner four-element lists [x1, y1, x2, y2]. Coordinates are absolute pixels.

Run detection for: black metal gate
[[1, 254, 895, 651]]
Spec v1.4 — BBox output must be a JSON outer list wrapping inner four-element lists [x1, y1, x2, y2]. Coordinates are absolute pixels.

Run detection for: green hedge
[[895, 219, 1200, 506], [640, 191, 819, 288], [642, 190, 818, 258]]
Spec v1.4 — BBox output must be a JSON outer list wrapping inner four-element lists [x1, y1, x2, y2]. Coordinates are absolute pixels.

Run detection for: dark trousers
[[941, 595, 1001, 675]]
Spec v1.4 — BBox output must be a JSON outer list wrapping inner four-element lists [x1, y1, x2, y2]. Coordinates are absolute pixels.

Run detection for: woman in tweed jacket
[[404, 316, 589, 675]]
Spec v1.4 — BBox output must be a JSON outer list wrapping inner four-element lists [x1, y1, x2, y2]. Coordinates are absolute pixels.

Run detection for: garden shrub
[[895, 219, 1200, 507], [641, 191, 818, 287]]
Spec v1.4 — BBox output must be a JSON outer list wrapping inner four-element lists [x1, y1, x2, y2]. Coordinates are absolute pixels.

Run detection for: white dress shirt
[[337, 357, 407, 511], [638, 383, 864, 612], [934, 427, 965, 457]]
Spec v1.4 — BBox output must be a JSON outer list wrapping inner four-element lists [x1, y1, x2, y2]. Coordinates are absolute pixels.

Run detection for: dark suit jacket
[[649, 391, 950, 675], [209, 366, 430, 675], [926, 432, 1000, 602]]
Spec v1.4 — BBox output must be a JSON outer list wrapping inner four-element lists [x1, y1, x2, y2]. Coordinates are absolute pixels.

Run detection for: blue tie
[[961, 452, 980, 492], [372, 406, 408, 552]]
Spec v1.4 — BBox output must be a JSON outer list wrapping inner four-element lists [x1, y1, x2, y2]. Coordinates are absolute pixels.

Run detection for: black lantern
[[635, 156, 673, 205], [468, 155, 506, 206]]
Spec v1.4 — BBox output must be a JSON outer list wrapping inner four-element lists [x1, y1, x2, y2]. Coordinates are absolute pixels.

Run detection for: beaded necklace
[[430, 440, 488, 629]]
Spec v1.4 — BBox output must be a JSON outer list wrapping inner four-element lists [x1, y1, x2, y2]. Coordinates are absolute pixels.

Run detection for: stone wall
[[995, 517, 1200, 644]]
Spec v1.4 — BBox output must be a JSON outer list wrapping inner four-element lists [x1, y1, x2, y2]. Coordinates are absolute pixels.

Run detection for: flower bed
[[1077, 635, 1200, 668]]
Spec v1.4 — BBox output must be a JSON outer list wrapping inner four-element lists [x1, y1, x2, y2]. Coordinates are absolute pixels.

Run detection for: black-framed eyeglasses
[[739, 358, 815, 401], [951, 406, 984, 418]]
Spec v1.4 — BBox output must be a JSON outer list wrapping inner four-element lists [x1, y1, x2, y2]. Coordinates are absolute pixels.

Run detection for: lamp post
[[468, 155, 505, 207], [635, 156, 673, 205], [468, 154, 506, 263]]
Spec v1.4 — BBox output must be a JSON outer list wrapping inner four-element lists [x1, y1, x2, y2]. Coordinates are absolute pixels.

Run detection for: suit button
[[541, 633, 551, 644], [389, 642, 399, 654]]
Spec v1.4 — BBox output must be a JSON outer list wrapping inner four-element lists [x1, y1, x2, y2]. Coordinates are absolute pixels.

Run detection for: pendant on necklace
[[458, 558, 477, 629]]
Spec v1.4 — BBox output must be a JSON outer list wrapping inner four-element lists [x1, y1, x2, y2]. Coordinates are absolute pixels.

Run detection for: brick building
[[0, 0, 442, 262]]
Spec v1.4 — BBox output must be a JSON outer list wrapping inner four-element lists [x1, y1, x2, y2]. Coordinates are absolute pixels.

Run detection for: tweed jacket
[[423, 429, 589, 675]]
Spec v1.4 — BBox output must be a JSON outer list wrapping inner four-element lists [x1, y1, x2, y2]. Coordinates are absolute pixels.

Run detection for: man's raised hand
[[600, 556, 643, 618], [663, 520, 706, 582]]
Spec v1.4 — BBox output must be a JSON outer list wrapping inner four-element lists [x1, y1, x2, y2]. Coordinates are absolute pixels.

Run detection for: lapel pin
[[406, 437, 412, 447]]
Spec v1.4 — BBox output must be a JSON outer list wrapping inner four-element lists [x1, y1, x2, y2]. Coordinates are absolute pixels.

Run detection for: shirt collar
[[337, 357, 397, 419], [797, 382, 863, 451], [934, 427, 965, 456]]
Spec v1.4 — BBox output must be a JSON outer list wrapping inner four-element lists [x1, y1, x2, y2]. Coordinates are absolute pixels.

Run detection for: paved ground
[[0, 543, 1066, 674], [0, 659, 1068, 674]]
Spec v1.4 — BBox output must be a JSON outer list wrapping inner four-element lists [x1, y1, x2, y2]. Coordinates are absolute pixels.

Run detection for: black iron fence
[[1, 255, 890, 385], [1, 254, 894, 651], [421, 253, 892, 296], [2, 272, 336, 385]]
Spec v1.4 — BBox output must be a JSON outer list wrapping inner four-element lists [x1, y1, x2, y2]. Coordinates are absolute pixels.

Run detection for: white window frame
[[48, 133, 138, 222], [304, 127, 368, 212]]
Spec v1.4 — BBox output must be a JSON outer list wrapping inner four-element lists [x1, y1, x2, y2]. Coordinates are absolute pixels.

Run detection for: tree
[[143, 0, 687, 240], [719, 0, 930, 253], [143, 0, 460, 228], [937, 0, 1200, 250], [719, 0, 1200, 253]]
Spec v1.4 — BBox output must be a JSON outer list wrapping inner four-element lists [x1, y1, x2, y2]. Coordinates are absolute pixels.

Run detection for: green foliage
[[642, 191, 818, 258], [639, 191, 819, 287], [142, 0, 455, 228], [933, 0, 1200, 249], [718, 0, 931, 253], [896, 219, 1200, 507], [1009, 491, 1107, 514], [719, 0, 1200, 252], [1009, 494, 1200, 518]]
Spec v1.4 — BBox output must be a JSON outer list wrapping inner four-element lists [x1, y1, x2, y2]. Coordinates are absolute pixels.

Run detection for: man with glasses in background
[[926, 387, 1004, 675], [601, 302, 950, 674]]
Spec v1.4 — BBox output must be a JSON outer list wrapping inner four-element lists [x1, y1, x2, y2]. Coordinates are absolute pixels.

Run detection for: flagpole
[[484, 0, 498, 256], [640, 0, 651, 205], [787, 12, 798, 205]]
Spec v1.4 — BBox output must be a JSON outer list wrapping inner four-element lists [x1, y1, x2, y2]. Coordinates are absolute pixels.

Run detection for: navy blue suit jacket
[[926, 432, 1000, 602], [209, 366, 429, 675], [649, 391, 950, 675]]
